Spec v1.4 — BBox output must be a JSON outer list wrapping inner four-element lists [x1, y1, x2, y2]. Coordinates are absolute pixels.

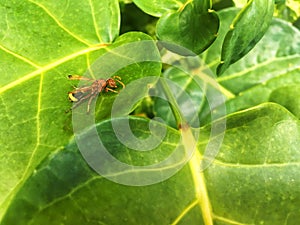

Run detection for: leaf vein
[[217, 55, 300, 82], [0, 45, 106, 94], [88, 0, 103, 43], [171, 199, 198, 225], [213, 214, 254, 225], [28, 0, 93, 46], [212, 159, 300, 168], [0, 44, 40, 68]]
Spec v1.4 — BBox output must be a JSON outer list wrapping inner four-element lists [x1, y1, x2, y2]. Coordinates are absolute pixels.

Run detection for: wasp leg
[[66, 92, 92, 113], [86, 93, 97, 113], [112, 76, 125, 89], [71, 92, 94, 110], [105, 87, 119, 93], [68, 75, 94, 81]]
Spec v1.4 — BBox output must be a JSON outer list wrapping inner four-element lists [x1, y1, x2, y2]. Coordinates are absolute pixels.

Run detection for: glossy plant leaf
[[201, 8, 300, 121], [2, 103, 300, 224], [202, 103, 300, 225], [153, 67, 206, 128], [154, 8, 300, 125], [156, 0, 219, 55], [269, 85, 300, 119], [217, 0, 275, 75], [131, 0, 219, 55], [0, 0, 119, 217], [0, 0, 161, 221], [132, 0, 188, 17]]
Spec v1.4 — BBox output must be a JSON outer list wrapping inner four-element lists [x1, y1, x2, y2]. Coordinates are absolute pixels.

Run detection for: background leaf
[[2, 103, 300, 224], [201, 8, 300, 121], [232, 0, 247, 8], [202, 103, 300, 224], [120, 3, 158, 37], [151, 7, 300, 126], [153, 66, 206, 128], [274, 0, 300, 23], [132, 0, 188, 17], [217, 0, 275, 75], [269, 85, 300, 119], [156, 0, 219, 55]]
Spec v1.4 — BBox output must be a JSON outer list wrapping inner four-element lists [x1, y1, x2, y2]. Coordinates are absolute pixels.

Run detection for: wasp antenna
[[113, 75, 122, 80]]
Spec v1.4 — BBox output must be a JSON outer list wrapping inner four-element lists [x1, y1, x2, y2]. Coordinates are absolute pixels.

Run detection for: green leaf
[[269, 85, 300, 119], [120, 3, 158, 36], [156, 0, 219, 55], [0, 0, 161, 220], [203, 103, 300, 224], [274, 0, 300, 23], [2, 103, 300, 224], [132, 0, 188, 17], [217, 0, 275, 75], [76, 32, 162, 120], [232, 0, 247, 7], [27, 0, 121, 44], [153, 67, 206, 128], [201, 8, 300, 120]]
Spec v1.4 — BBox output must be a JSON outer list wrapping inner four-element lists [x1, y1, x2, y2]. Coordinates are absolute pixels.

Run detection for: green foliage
[[156, 0, 219, 55], [217, 0, 275, 75], [2, 104, 300, 225], [274, 0, 300, 23], [1, 0, 300, 224]]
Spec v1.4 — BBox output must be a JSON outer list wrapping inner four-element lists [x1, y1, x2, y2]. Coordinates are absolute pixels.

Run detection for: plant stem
[[158, 78, 187, 128], [158, 77, 213, 225]]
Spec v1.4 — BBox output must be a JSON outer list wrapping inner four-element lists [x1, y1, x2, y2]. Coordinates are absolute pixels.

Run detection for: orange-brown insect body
[[67, 75, 125, 113]]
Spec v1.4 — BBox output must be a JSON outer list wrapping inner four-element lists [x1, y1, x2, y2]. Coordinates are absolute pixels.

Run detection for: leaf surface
[[0, 0, 161, 220], [269, 85, 300, 119], [153, 66, 207, 128], [156, 0, 219, 55], [217, 0, 275, 74], [2, 103, 300, 225], [201, 8, 300, 120], [132, 0, 188, 17]]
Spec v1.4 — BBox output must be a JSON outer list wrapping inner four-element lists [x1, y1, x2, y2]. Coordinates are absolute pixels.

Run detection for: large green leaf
[[203, 103, 300, 224], [132, 0, 219, 55], [2, 103, 300, 224], [0, 0, 161, 220], [217, 0, 275, 75], [156, 0, 219, 55]]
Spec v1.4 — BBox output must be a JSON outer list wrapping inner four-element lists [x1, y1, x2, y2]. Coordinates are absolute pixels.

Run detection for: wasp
[[67, 75, 125, 113]]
